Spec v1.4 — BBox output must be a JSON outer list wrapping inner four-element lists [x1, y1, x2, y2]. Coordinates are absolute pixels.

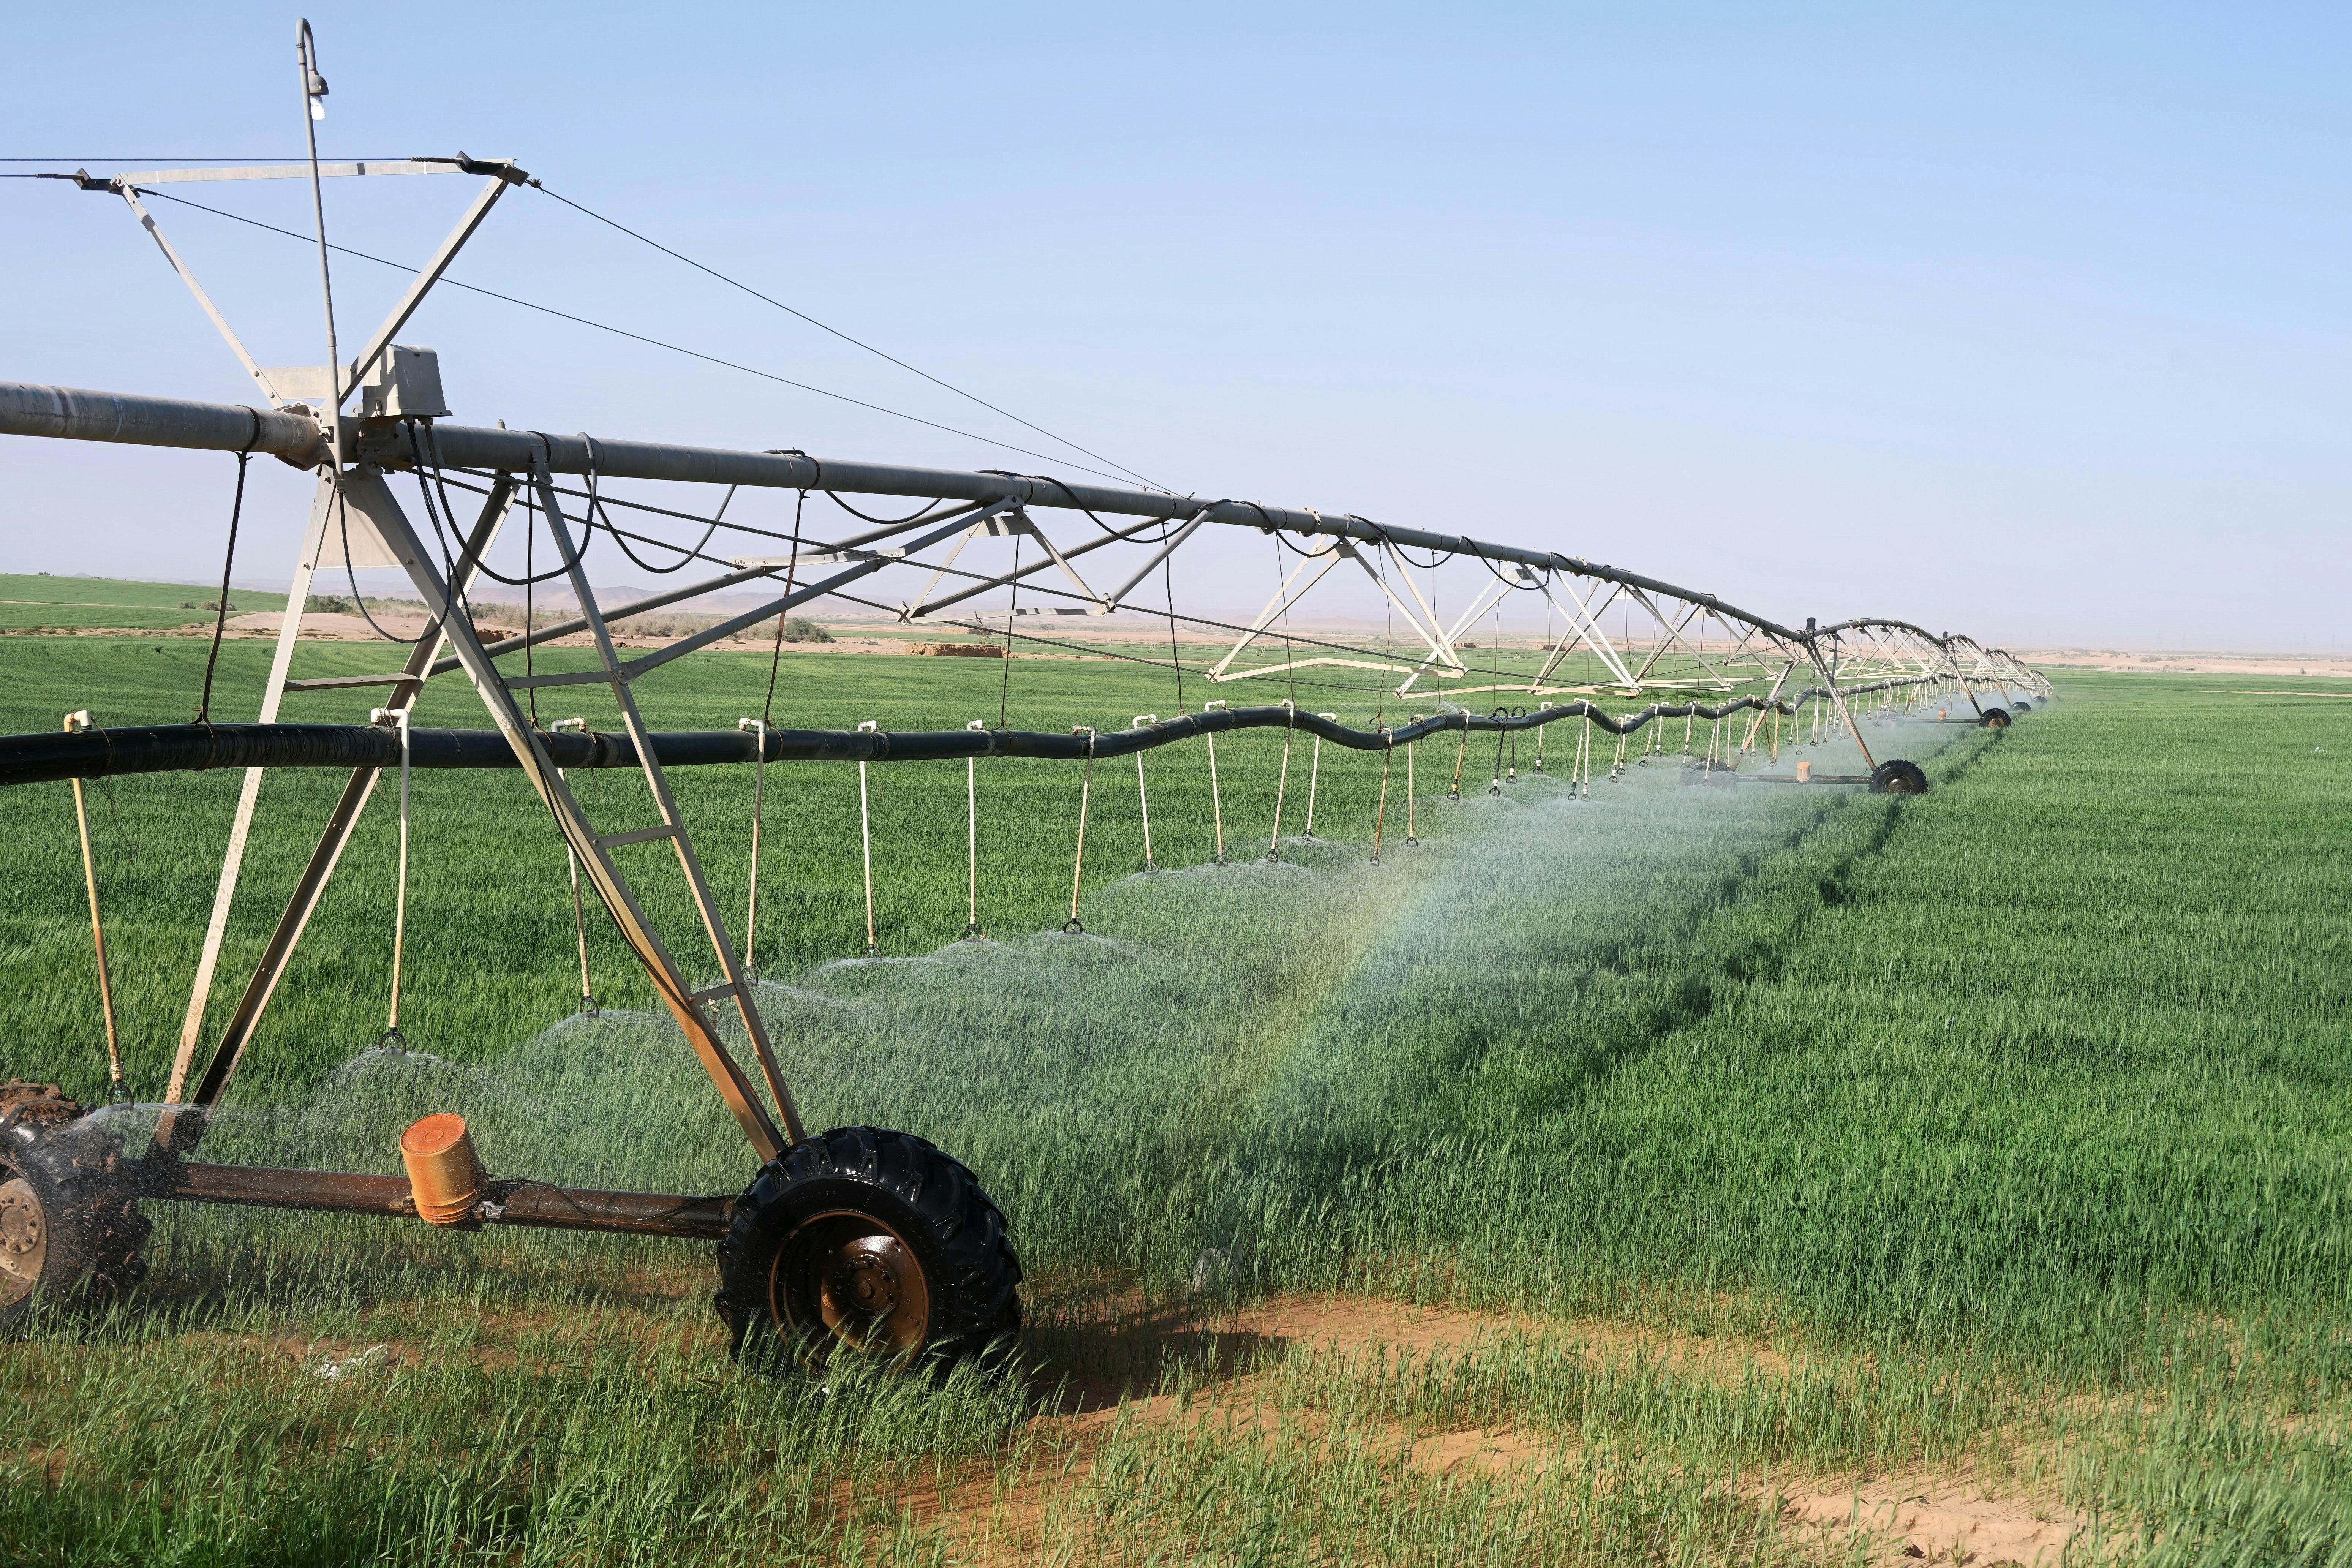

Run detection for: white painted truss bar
[[1205, 542, 1350, 681], [1217, 537, 1472, 688], [1378, 542, 1469, 684], [1103, 515, 1208, 607], [1626, 590, 1731, 687], [896, 525, 983, 620], [897, 505, 1164, 621], [1712, 618, 1778, 677], [1023, 516, 1112, 614], [1530, 580, 1634, 691], [1741, 662, 1801, 749], [107, 160, 461, 185], [1354, 545, 1462, 681], [1396, 571, 1515, 696], [898, 502, 1031, 621], [117, 188, 275, 407], [1214, 656, 1428, 682]]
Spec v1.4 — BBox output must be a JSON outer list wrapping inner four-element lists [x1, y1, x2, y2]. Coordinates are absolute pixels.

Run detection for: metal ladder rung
[[285, 672, 424, 691], [508, 669, 622, 690], [595, 823, 679, 849]]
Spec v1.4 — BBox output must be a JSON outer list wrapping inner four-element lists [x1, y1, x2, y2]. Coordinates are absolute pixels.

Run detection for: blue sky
[[3, 3, 2345, 650]]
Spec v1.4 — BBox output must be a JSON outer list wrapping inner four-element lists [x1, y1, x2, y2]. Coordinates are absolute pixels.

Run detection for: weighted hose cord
[[1, 677, 1946, 787]]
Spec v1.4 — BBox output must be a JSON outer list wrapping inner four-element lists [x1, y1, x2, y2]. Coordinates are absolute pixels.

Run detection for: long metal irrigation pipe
[[0, 379, 2024, 663], [0, 679, 1941, 789]]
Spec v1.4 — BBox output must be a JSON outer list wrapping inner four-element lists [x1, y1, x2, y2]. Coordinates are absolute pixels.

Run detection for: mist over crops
[[130, 707, 1944, 1253]]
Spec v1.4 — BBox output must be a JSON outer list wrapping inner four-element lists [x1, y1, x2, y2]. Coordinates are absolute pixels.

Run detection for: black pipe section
[[0, 677, 1934, 788]]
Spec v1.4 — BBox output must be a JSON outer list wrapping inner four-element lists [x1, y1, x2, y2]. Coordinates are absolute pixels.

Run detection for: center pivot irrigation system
[[0, 25, 2046, 1364]]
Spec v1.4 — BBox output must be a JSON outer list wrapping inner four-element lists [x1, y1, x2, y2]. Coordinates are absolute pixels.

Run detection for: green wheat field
[[2, 624, 2349, 1565]]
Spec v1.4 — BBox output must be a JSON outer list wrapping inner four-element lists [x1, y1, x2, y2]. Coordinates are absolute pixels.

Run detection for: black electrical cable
[[813, 585, 1772, 715], [523, 498, 540, 729], [406, 425, 476, 626], [435, 468, 754, 574], [996, 531, 1022, 727], [760, 488, 806, 728], [339, 493, 430, 646], [437, 484, 580, 588], [1164, 553, 1186, 716], [134, 187, 1152, 487], [822, 491, 953, 526], [429, 469, 1638, 692], [1380, 530, 1453, 572], [193, 412, 261, 728], [983, 472, 1184, 544], [575, 433, 713, 576], [1479, 552, 1544, 589], [529, 180, 1169, 493]]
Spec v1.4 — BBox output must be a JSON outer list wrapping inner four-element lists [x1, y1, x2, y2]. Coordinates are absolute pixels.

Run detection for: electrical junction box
[[358, 345, 449, 419], [259, 345, 448, 419]]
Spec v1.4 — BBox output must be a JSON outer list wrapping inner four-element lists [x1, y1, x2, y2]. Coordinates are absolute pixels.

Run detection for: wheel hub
[[835, 1236, 904, 1314], [0, 1174, 46, 1302], [772, 1212, 930, 1356]]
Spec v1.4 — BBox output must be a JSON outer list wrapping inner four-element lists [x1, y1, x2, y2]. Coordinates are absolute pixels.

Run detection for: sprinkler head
[[961, 922, 982, 940], [578, 993, 599, 1018]]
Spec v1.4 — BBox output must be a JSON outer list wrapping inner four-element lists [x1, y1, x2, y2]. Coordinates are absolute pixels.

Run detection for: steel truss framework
[[0, 151, 2047, 1166]]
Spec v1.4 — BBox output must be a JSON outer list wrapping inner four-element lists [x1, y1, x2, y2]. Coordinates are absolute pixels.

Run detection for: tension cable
[[62, 711, 129, 1103], [1065, 727, 1095, 933], [370, 707, 413, 1049], [547, 717, 597, 1015]]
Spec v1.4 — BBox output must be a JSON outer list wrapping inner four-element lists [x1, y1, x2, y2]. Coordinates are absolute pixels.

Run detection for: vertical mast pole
[[296, 20, 340, 450]]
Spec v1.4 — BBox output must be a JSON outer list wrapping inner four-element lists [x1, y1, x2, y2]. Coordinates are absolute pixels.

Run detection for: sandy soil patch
[[1782, 1475, 2081, 1565]]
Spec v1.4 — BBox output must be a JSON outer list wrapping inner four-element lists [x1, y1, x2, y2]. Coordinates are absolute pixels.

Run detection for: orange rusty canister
[[400, 1113, 485, 1227]]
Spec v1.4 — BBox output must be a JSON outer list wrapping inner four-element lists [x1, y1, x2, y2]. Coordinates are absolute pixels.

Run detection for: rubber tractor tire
[[1979, 707, 2011, 728], [1, 1083, 149, 1331], [1868, 759, 1930, 796], [716, 1126, 1021, 1374]]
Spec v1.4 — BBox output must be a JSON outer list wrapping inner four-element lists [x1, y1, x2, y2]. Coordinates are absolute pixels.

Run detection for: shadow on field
[[1023, 1299, 1283, 1413]]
